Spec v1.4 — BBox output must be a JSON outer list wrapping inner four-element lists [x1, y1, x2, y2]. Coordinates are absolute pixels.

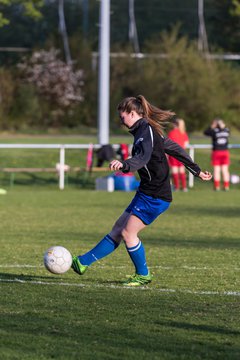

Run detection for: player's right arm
[[110, 123, 153, 173]]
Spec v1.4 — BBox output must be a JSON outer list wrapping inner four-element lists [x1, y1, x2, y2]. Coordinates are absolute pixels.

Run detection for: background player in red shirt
[[168, 118, 189, 191], [204, 119, 230, 191]]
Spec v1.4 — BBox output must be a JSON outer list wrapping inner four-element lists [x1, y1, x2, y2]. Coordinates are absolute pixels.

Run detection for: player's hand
[[198, 171, 212, 181], [109, 159, 123, 171]]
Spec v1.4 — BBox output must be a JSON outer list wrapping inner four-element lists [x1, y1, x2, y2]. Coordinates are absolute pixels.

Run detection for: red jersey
[[167, 128, 189, 167], [168, 128, 189, 149]]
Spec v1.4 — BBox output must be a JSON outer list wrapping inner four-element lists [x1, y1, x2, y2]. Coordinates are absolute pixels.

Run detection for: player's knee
[[121, 228, 131, 243]]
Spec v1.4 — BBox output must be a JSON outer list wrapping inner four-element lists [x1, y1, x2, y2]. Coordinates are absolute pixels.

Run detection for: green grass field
[[0, 188, 239, 360]]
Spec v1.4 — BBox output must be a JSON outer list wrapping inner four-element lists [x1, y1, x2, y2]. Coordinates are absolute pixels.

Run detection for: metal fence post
[[59, 146, 65, 190], [189, 146, 195, 188]]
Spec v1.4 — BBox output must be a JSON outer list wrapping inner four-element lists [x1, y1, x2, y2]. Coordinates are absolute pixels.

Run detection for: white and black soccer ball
[[43, 246, 72, 274]]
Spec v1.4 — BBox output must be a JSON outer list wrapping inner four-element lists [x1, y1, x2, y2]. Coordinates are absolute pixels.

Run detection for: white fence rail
[[188, 144, 240, 188], [0, 143, 239, 190], [0, 144, 119, 190]]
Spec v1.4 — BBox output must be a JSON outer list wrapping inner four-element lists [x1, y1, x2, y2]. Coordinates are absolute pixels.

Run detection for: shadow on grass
[[49, 228, 240, 253], [172, 204, 240, 218], [1, 268, 240, 359], [154, 320, 240, 336], [1, 301, 240, 360], [0, 271, 126, 287], [69, 230, 240, 250], [145, 235, 240, 249], [0, 272, 63, 282]]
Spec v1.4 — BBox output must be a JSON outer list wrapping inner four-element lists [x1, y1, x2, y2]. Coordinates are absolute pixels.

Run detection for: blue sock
[[79, 234, 119, 266], [126, 241, 149, 276]]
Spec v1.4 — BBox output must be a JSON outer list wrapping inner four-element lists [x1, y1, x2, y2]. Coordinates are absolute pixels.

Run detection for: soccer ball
[[230, 174, 240, 184], [43, 246, 72, 274]]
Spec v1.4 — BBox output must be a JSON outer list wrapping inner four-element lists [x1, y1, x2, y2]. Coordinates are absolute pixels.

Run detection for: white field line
[[0, 265, 38, 268], [0, 277, 239, 297]]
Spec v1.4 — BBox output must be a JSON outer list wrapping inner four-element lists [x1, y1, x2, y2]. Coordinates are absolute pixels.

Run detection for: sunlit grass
[[0, 188, 239, 359]]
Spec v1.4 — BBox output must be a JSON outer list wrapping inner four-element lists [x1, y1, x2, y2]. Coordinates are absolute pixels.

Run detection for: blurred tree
[[109, 27, 240, 132], [0, 0, 43, 27], [0, 1, 240, 132], [205, 0, 240, 53], [18, 48, 84, 126], [231, 0, 240, 15], [0, 67, 15, 127], [1, 1, 240, 63]]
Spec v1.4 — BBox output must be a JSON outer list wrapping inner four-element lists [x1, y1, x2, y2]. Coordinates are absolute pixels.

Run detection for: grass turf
[[0, 188, 239, 359]]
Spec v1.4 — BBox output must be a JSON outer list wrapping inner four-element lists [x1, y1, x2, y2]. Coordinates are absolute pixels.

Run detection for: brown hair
[[117, 95, 175, 136], [173, 118, 186, 134]]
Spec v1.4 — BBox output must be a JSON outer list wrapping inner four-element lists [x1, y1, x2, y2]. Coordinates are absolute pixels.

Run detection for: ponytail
[[118, 95, 175, 136]]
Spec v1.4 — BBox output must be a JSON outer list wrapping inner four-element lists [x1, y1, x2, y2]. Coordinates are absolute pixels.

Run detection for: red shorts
[[168, 155, 184, 167], [211, 150, 230, 166]]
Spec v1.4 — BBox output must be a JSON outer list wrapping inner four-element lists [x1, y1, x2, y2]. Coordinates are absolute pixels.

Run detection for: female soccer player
[[168, 118, 189, 191], [72, 95, 212, 286], [204, 119, 230, 191]]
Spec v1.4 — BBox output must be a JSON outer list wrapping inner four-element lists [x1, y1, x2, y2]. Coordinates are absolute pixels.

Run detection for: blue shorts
[[125, 191, 170, 225]]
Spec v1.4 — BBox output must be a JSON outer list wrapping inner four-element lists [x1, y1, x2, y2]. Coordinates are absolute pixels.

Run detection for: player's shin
[[126, 240, 149, 276], [79, 234, 119, 266]]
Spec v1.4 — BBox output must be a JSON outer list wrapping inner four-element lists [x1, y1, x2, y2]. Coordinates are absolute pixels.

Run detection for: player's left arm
[[163, 137, 212, 180], [198, 171, 212, 181]]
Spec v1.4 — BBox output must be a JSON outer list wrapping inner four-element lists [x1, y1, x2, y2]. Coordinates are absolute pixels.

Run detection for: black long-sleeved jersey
[[121, 118, 201, 202], [204, 127, 230, 150]]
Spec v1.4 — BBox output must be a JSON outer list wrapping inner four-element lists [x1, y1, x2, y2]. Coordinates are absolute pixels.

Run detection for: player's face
[[119, 111, 137, 128], [119, 111, 130, 128]]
